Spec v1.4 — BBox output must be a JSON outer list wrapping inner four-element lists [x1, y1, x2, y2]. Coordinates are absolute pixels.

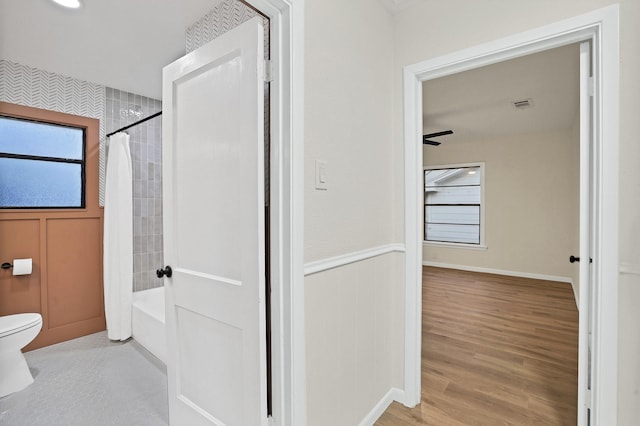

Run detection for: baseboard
[[422, 261, 573, 284], [358, 387, 404, 426], [570, 281, 579, 309]]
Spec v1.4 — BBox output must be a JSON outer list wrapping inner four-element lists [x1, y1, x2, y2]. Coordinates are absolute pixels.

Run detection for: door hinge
[[264, 60, 273, 82], [267, 415, 275, 426], [588, 76, 595, 97], [586, 388, 592, 409]]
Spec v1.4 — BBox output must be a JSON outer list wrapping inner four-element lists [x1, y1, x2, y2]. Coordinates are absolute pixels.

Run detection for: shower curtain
[[103, 132, 133, 341]]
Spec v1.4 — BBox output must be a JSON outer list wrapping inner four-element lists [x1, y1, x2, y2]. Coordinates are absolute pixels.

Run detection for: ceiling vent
[[513, 98, 533, 110]]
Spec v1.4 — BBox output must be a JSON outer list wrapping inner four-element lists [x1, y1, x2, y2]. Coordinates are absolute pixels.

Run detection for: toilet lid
[[0, 313, 42, 338]]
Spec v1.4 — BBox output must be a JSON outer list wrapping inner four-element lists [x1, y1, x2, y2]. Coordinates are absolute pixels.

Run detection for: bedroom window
[[424, 163, 484, 245], [0, 115, 85, 208]]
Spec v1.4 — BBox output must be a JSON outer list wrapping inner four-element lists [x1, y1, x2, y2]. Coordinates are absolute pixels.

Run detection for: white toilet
[[0, 313, 43, 398]]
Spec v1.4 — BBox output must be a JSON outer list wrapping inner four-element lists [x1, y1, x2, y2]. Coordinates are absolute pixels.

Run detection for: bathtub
[[132, 287, 166, 364]]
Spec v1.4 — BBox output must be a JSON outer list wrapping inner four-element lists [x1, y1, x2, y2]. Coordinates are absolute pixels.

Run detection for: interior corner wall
[[393, 1, 640, 423], [303, 0, 403, 424], [422, 130, 579, 283]]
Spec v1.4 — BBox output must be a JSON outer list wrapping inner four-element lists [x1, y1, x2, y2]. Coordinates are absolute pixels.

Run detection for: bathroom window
[[0, 115, 85, 208], [424, 163, 484, 245]]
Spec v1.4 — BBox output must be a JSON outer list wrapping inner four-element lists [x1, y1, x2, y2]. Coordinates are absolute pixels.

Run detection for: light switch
[[315, 159, 327, 190]]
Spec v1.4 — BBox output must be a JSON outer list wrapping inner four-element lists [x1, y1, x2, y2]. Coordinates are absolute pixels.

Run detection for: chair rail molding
[[304, 243, 406, 276]]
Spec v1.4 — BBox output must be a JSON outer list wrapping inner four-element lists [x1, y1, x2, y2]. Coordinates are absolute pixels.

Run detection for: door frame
[[402, 5, 619, 425], [243, 1, 306, 425]]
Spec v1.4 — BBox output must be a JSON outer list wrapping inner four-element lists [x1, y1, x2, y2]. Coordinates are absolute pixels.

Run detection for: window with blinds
[[424, 164, 483, 245]]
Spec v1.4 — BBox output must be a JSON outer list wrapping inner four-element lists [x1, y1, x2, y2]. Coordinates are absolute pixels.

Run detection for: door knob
[[569, 256, 592, 263], [156, 265, 173, 278]]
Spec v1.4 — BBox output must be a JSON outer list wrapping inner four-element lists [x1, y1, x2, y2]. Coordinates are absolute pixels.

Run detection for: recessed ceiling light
[[52, 0, 81, 9]]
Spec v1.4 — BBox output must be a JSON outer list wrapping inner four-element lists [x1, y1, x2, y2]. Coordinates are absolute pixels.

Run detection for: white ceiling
[[0, 0, 223, 100], [423, 43, 580, 144], [0, 0, 577, 126]]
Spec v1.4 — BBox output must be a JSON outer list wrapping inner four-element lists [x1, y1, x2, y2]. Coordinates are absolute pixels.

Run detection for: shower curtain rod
[[106, 111, 162, 138]]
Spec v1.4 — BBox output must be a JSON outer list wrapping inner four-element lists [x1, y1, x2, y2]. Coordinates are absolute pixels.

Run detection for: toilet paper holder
[[1, 262, 12, 270]]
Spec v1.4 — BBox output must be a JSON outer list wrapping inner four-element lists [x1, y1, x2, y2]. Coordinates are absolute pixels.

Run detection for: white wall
[[303, 0, 403, 424], [304, 2, 396, 260], [394, 1, 640, 423], [423, 130, 579, 286], [305, 254, 404, 425]]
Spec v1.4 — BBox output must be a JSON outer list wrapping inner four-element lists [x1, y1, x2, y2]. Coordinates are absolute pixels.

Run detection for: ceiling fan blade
[[423, 130, 453, 139], [423, 139, 441, 146]]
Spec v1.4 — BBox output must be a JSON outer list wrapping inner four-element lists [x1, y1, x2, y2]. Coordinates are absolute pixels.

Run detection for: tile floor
[[0, 331, 168, 425]]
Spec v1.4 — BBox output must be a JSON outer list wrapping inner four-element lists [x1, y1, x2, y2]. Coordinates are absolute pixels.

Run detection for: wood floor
[[376, 267, 578, 426]]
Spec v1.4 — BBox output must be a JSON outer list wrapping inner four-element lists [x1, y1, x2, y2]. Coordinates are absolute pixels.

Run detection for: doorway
[[160, 0, 306, 424], [402, 6, 620, 425], [417, 43, 582, 423]]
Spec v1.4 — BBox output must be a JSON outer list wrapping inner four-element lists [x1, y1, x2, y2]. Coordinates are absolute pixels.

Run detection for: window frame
[[423, 162, 486, 249], [0, 101, 97, 213], [0, 113, 88, 210]]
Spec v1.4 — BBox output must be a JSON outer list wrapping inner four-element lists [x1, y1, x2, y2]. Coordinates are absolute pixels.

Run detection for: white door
[[577, 40, 593, 426], [161, 18, 267, 426]]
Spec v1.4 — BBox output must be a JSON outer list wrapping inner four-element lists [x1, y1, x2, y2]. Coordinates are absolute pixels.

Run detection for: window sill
[[423, 241, 488, 251]]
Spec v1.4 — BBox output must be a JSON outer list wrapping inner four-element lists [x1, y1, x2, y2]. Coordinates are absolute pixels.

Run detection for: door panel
[[162, 17, 266, 426], [46, 217, 103, 328]]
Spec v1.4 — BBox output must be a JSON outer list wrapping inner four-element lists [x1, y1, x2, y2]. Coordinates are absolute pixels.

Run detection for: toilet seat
[[0, 313, 42, 338]]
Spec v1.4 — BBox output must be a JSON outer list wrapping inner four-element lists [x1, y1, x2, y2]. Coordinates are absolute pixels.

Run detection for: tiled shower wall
[[105, 88, 163, 292]]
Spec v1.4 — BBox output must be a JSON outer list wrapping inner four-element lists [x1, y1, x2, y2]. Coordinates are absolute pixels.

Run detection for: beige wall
[[423, 130, 580, 288], [394, 1, 640, 423], [305, 254, 404, 424], [304, 0, 396, 261], [303, 0, 403, 424]]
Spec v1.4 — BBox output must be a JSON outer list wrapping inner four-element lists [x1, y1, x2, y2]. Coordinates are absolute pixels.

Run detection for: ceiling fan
[[423, 130, 453, 146]]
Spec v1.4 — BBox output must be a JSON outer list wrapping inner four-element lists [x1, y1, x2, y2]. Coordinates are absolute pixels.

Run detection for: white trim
[[422, 261, 573, 284], [304, 244, 406, 276], [358, 387, 405, 426], [578, 40, 591, 425], [620, 263, 640, 276], [423, 241, 487, 250], [403, 6, 619, 425], [246, 1, 305, 425]]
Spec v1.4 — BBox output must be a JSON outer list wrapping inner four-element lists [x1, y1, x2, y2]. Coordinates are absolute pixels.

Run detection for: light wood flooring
[[376, 267, 578, 425]]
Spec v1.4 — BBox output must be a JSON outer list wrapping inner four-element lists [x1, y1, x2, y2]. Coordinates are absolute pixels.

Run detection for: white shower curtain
[[103, 132, 133, 341]]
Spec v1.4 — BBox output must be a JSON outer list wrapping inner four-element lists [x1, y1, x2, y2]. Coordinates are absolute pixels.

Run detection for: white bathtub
[[132, 287, 166, 364]]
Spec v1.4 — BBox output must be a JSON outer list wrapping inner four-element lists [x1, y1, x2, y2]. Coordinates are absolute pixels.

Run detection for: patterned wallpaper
[[0, 60, 107, 205], [186, 0, 269, 56]]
